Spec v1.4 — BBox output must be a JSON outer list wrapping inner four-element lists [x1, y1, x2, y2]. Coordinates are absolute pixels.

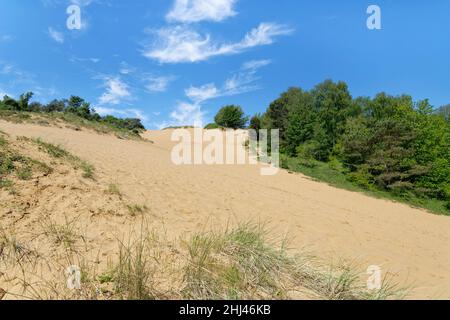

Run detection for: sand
[[1, 120, 450, 299]]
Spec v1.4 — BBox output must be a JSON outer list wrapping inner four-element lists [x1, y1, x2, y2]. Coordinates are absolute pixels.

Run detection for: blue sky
[[0, 0, 449, 129]]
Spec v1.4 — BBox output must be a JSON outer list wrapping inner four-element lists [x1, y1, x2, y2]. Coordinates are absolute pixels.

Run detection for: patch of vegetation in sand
[[26, 137, 95, 179], [0, 134, 53, 194]]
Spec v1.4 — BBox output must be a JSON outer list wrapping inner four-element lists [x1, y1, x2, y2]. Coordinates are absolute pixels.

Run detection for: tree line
[[211, 80, 450, 209], [0, 93, 145, 133]]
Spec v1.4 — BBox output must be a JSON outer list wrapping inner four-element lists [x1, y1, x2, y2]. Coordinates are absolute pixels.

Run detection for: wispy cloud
[[48, 27, 64, 43], [185, 59, 271, 103], [98, 76, 132, 105], [143, 23, 293, 64], [0, 34, 13, 42], [119, 61, 136, 75], [185, 83, 218, 103], [41, 0, 96, 7], [0, 62, 36, 86], [161, 59, 270, 128], [144, 75, 176, 93], [0, 61, 59, 101], [70, 56, 100, 63], [156, 101, 205, 129], [166, 0, 237, 23]]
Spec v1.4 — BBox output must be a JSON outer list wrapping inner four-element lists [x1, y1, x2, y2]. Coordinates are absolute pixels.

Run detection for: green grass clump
[[16, 165, 33, 180], [0, 135, 53, 187], [0, 178, 15, 193], [107, 183, 121, 196], [31, 138, 95, 179], [112, 235, 156, 300], [182, 224, 291, 299]]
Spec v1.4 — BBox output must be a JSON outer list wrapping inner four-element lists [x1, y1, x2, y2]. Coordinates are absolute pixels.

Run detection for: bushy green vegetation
[[0, 134, 53, 193], [253, 80, 450, 214], [29, 137, 95, 179], [0, 93, 145, 136], [214, 105, 248, 129], [204, 123, 220, 130]]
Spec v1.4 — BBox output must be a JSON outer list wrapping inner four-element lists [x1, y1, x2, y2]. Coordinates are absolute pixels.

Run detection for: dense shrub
[[214, 105, 248, 129], [204, 123, 219, 130]]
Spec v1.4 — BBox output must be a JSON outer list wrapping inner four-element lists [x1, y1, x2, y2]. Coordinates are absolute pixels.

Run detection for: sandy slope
[[1, 120, 450, 299]]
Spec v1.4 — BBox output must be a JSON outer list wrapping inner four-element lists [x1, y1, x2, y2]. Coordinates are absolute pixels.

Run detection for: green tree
[[44, 99, 66, 112], [265, 88, 303, 142], [18, 92, 34, 111], [284, 90, 315, 155], [2, 95, 19, 110], [65, 96, 93, 119], [214, 105, 248, 129], [309, 80, 354, 160]]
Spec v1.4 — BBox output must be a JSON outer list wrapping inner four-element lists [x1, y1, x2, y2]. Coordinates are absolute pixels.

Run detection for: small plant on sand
[[0, 228, 37, 264], [127, 204, 148, 217], [41, 218, 79, 250], [0, 178, 14, 193], [16, 165, 33, 180], [107, 183, 121, 196]]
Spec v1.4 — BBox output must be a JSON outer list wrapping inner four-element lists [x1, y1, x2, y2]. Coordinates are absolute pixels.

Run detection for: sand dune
[[1, 120, 450, 299]]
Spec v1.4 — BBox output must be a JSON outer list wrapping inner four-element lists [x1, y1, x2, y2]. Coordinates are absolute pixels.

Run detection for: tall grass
[[112, 234, 156, 300], [182, 223, 405, 300]]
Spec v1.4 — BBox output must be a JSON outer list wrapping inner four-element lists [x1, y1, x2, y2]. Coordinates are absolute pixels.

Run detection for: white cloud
[[99, 77, 132, 105], [70, 56, 100, 63], [162, 59, 270, 127], [145, 76, 176, 93], [185, 83, 218, 102], [242, 59, 271, 70], [166, 0, 237, 23], [165, 101, 205, 128], [186, 59, 270, 103], [143, 23, 293, 64], [70, 0, 95, 6], [48, 27, 64, 43]]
